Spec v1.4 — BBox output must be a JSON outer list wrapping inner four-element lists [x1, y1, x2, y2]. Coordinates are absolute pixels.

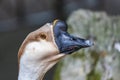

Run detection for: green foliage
[[87, 71, 101, 80], [53, 61, 63, 80]]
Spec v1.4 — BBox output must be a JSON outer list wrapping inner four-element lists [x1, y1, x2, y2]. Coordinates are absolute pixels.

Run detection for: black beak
[[73, 37, 94, 48], [53, 20, 94, 54], [57, 34, 94, 54]]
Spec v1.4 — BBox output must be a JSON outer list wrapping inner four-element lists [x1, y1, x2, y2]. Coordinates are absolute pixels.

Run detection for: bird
[[18, 20, 93, 80]]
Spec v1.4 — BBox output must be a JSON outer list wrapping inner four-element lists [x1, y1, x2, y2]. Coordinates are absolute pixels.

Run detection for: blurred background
[[0, 0, 120, 80]]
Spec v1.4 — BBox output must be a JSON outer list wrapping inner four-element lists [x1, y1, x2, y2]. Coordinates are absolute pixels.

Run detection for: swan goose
[[18, 20, 93, 80]]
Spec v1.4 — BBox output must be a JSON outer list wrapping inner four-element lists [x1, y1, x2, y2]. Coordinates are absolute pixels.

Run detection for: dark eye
[[40, 33, 47, 40]]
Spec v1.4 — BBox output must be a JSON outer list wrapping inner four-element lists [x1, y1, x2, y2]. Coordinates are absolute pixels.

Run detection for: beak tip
[[85, 40, 94, 47]]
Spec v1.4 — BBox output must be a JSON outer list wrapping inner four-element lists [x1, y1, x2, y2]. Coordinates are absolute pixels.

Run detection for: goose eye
[[40, 33, 47, 40]]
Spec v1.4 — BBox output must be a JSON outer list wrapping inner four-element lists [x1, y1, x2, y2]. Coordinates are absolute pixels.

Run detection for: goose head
[[18, 20, 93, 80]]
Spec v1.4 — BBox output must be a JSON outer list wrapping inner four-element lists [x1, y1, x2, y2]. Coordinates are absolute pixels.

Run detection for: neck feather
[[18, 59, 57, 80], [18, 51, 65, 80]]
